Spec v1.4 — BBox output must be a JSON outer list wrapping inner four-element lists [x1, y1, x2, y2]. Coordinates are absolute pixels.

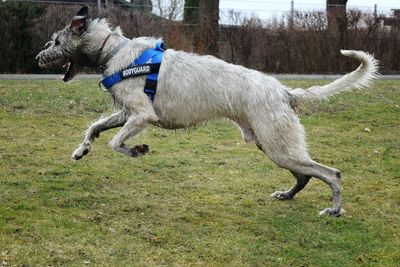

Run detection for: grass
[[0, 79, 399, 266]]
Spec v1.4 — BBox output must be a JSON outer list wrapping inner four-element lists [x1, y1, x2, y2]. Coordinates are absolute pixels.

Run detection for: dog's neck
[[97, 34, 129, 72], [78, 20, 128, 71], [78, 20, 161, 76]]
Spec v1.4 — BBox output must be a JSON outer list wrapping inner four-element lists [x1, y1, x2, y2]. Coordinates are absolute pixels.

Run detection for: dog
[[36, 6, 378, 216]]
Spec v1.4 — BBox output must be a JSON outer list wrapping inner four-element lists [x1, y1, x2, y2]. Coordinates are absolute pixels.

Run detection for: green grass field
[[0, 79, 399, 266]]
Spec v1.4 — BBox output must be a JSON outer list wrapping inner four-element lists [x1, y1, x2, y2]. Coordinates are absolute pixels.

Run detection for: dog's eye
[[55, 39, 60, 46], [44, 41, 52, 49]]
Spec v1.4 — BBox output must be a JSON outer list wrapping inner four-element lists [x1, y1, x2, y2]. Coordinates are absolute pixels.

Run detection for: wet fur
[[36, 7, 378, 216]]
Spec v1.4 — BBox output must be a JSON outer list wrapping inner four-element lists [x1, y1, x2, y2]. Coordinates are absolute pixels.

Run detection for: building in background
[[384, 9, 400, 29]]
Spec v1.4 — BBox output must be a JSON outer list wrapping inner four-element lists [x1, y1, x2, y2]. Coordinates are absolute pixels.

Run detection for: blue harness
[[100, 42, 164, 102]]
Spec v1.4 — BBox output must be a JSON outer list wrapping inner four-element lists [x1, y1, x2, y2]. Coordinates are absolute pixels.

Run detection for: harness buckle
[[99, 80, 109, 92], [155, 42, 165, 51]]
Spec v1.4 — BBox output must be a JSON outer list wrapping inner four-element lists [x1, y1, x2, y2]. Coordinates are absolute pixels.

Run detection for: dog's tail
[[291, 50, 379, 103]]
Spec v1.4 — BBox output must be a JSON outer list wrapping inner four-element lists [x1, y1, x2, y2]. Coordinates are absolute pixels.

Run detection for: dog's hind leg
[[293, 161, 342, 216], [72, 111, 127, 160], [305, 161, 343, 216], [109, 111, 158, 157], [272, 157, 342, 216], [270, 171, 311, 200], [252, 112, 342, 216], [255, 138, 312, 200]]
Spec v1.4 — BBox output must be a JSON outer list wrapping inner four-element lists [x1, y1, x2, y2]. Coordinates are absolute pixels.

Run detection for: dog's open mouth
[[62, 61, 75, 82], [37, 56, 76, 82]]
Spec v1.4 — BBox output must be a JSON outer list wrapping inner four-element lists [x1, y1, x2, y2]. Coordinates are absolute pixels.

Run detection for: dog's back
[[154, 49, 292, 128]]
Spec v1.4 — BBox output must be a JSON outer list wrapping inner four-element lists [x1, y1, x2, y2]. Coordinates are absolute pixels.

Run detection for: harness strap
[[101, 63, 160, 89], [134, 44, 164, 101], [100, 41, 164, 102]]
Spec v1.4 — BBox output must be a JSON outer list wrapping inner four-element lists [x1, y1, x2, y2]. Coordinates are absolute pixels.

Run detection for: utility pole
[[290, 0, 294, 29]]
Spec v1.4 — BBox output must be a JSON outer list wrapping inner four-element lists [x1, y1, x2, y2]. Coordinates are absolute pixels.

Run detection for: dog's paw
[[128, 144, 150, 157], [319, 208, 345, 217], [270, 191, 292, 200], [72, 144, 90, 160]]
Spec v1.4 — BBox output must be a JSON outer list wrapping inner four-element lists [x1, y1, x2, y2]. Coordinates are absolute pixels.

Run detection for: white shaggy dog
[[36, 6, 378, 216]]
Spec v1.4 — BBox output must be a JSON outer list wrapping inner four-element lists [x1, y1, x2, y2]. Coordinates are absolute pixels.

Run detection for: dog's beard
[[36, 51, 76, 82]]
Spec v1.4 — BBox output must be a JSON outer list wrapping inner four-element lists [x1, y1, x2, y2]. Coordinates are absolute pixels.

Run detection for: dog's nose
[[44, 41, 52, 49], [35, 54, 45, 68], [35, 54, 42, 66]]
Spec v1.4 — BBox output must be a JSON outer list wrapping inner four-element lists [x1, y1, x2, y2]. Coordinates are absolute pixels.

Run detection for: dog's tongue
[[63, 61, 74, 82]]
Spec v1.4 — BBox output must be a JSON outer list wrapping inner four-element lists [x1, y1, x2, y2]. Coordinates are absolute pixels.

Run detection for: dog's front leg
[[72, 111, 127, 160], [109, 111, 158, 157]]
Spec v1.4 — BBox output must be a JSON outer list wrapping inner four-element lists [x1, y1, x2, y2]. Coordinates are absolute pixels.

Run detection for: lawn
[[0, 79, 399, 266]]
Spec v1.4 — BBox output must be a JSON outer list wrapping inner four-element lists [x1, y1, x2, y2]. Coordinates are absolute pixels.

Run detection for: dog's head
[[35, 6, 92, 82]]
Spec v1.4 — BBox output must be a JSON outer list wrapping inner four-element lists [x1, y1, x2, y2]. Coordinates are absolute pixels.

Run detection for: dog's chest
[[152, 104, 207, 129]]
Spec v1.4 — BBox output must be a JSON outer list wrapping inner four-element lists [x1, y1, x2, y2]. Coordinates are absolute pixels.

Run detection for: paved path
[[1, 74, 399, 80], [0, 74, 101, 80]]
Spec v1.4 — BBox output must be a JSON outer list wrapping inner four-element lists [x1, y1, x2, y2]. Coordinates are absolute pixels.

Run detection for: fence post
[[287, 0, 294, 72], [289, 0, 294, 28], [291, 1, 294, 20]]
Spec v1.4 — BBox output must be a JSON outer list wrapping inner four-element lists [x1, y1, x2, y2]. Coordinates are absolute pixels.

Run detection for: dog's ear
[[70, 6, 90, 35], [76, 5, 89, 17]]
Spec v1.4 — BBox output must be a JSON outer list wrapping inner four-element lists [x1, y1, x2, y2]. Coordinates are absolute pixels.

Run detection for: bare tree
[[154, 0, 184, 20]]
